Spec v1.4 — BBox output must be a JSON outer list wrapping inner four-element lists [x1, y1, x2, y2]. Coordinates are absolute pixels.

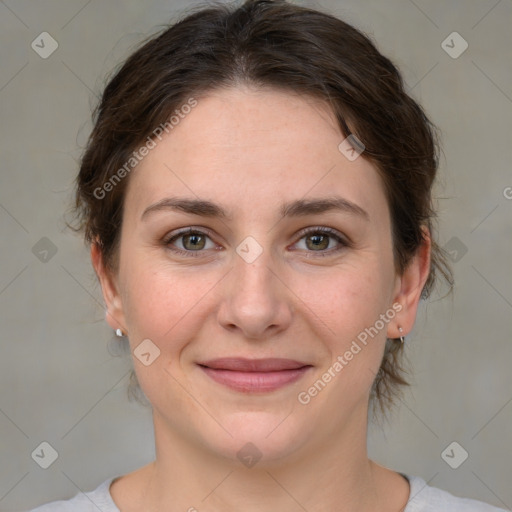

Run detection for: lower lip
[[199, 365, 311, 393]]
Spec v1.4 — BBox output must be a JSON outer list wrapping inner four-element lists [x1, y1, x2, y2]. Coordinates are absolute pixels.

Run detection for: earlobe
[[389, 227, 431, 338], [90, 242, 127, 333]]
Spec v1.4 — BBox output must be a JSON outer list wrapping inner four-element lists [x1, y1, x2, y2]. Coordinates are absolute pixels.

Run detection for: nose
[[216, 244, 293, 340]]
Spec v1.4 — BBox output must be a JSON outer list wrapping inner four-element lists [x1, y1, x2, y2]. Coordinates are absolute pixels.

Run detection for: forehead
[[123, 86, 388, 225]]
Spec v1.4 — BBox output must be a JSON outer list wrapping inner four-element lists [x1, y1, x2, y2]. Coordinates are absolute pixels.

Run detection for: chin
[[198, 409, 315, 468]]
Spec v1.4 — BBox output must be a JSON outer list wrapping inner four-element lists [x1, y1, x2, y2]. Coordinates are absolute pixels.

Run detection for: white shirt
[[28, 473, 508, 511]]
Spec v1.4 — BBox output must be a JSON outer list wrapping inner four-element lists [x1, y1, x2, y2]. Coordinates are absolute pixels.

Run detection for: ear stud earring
[[115, 328, 124, 337], [398, 326, 405, 344]]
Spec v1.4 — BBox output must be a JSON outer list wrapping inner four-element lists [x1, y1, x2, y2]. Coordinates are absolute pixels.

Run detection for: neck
[[131, 404, 407, 512]]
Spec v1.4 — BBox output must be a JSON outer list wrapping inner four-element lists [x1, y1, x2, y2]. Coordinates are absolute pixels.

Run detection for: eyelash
[[162, 226, 350, 259]]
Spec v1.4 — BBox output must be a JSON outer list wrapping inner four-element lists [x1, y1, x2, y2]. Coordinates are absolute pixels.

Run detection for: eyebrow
[[141, 196, 369, 222]]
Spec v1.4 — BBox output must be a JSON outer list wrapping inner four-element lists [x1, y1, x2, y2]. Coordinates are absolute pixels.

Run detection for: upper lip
[[198, 358, 310, 372]]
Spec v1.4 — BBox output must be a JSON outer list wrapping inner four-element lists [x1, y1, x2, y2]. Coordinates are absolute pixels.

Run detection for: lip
[[197, 358, 312, 393], [198, 357, 309, 372]]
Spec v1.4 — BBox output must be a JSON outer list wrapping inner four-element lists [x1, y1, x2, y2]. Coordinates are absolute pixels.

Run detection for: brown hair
[[71, 0, 453, 415]]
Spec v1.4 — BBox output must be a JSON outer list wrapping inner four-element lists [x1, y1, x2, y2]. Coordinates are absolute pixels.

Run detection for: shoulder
[[403, 474, 508, 512], [27, 476, 120, 512]]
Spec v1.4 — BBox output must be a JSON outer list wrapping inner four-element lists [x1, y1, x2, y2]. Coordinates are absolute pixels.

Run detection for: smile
[[197, 358, 313, 393]]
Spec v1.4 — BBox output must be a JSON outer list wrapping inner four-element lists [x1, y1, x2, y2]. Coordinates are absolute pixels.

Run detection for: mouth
[[197, 358, 313, 393]]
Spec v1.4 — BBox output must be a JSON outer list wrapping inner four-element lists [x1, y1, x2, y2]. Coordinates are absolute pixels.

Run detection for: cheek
[[288, 266, 393, 421], [292, 260, 391, 335], [119, 262, 216, 407], [120, 259, 218, 345], [290, 259, 393, 389]]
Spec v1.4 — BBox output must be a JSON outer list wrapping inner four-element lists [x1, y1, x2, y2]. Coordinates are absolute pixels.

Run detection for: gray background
[[0, 0, 511, 510]]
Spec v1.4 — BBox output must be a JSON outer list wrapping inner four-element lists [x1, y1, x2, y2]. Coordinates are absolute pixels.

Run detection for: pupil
[[185, 234, 204, 250], [309, 234, 328, 250]]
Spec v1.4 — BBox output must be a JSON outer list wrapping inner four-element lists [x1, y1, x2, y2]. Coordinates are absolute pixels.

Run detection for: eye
[[292, 227, 349, 256], [163, 227, 218, 257], [163, 226, 350, 259]]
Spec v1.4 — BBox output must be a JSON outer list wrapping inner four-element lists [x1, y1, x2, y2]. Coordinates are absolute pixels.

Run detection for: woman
[[30, 0, 506, 510]]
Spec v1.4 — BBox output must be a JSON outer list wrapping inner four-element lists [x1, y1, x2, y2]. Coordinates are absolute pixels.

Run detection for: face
[[94, 85, 428, 464]]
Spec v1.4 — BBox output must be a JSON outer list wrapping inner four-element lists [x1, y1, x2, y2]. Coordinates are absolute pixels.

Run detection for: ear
[[388, 226, 431, 338], [90, 241, 127, 334]]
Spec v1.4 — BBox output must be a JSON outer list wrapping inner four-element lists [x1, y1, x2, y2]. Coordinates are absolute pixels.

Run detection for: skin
[[92, 85, 431, 512]]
